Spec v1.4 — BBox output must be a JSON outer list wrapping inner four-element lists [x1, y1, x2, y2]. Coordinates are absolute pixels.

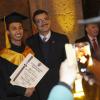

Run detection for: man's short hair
[[33, 9, 48, 23]]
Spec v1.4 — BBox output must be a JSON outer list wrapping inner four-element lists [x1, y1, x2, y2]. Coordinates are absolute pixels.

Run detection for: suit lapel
[[48, 32, 56, 56], [34, 34, 44, 60], [85, 35, 94, 50]]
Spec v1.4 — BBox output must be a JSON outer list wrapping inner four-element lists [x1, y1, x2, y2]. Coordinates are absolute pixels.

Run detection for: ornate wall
[[0, 0, 84, 48], [0, 0, 32, 48], [29, 0, 84, 42]]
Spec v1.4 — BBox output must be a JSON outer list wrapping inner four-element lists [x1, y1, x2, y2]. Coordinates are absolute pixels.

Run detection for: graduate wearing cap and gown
[[0, 12, 38, 100]]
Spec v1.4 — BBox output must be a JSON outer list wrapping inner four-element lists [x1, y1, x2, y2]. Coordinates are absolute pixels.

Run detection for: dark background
[[82, 0, 100, 19]]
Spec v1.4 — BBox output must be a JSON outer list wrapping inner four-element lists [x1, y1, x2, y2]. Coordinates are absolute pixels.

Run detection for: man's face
[[34, 13, 51, 35], [86, 24, 99, 37], [8, 22, 24, 42]]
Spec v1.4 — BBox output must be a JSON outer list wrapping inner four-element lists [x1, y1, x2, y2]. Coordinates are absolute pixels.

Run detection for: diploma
[[10, 53, 49, 88]]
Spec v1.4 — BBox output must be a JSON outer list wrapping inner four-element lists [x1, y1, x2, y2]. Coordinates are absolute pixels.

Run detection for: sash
[[0, 47, 34, 66]]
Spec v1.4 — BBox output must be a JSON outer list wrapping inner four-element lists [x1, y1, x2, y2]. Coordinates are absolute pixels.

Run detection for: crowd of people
[[0, 9, 100, 100]]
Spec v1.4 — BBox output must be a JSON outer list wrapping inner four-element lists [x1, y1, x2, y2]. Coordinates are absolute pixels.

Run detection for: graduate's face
[[8, 22, 24, 42], [86, 24, 99, 38], [34, 13, 51, 35]]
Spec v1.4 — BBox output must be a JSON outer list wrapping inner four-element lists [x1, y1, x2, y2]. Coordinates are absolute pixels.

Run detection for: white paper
[[10, 53, 49, 88], [65, 44, 79, 73]]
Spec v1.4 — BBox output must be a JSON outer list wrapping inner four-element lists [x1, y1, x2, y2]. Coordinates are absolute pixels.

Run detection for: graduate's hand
[[24, 87, 35, 97], [59, 59, 77, 86]]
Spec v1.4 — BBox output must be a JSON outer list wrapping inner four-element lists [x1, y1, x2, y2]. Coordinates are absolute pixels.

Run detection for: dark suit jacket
[[26, 31, 69, 100]]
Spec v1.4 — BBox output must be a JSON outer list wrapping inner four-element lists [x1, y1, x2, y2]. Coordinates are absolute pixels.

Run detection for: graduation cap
[[0, 12, 28, 48], [2, 12, 28, 28]]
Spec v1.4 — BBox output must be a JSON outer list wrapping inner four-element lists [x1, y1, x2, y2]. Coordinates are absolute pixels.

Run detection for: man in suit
[[76, 23, 100, 100], [76, 23, 100, 57], [26, 9, 69, 100]]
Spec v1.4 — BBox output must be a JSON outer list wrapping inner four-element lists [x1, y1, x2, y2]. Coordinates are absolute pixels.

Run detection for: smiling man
[[76, 22, 100, 100], [26, 9, 69, 100], [0, 12, 35, 100]]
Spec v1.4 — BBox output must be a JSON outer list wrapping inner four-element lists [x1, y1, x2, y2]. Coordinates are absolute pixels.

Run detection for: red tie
[[92, 39, 98, 50]]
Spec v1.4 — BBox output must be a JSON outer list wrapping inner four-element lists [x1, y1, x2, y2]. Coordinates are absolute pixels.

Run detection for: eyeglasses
[[35, 17, 50, 25]]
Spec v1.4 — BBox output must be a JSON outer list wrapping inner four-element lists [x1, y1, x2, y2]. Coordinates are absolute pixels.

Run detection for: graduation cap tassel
[[4, 16, 11, 48]]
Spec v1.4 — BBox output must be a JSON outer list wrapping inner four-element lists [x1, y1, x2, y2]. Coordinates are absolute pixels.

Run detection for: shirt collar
[[39, 31, 51, 42], [87, 34, 99, 47], [87, 34, 97, 41]]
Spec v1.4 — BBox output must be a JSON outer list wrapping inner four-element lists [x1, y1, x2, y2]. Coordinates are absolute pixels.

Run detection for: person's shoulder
[[75, 36, 87, 43], [52, 31, 67, 38], [27, 33, 39, 41], [52, 31, 69, 43], [52, 31, 69, 41]]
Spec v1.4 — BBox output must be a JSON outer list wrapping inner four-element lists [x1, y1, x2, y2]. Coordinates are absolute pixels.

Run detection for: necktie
[[42, 37, 47, 43], [92, 39, 98, 50]]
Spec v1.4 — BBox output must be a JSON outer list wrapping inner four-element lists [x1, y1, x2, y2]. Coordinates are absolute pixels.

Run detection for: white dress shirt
[[87, 35, 99, 48], [39, 31, 51, 42]]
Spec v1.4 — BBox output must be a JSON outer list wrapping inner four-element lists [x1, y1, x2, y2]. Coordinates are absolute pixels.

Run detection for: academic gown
[[26, 31, 69, 100], [0, 43, 37, 100]]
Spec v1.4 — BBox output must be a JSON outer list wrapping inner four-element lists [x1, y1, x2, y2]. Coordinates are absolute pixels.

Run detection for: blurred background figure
[[48, 59, 77, 100], [76, 22, 100, 100]]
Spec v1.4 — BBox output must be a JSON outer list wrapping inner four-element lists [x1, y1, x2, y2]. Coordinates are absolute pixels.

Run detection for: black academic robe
[[26, 31, 69, 100], [0, 43, 37, 100]]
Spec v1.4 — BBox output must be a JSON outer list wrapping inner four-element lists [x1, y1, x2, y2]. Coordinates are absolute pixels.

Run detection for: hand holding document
[[10, 53, 49, 88]]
